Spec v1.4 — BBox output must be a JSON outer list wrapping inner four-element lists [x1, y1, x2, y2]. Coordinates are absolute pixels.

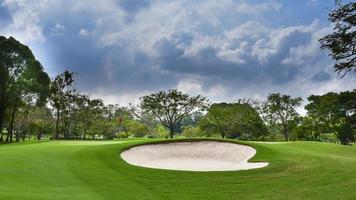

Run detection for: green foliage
[[332, 118, 354, 145], [153, 124, 169, 138], [200, 102, 267, 139], [260, 93, 302, 141], [182, 126, 204, 138], [140, 89, 208, 138], [319, 1, 356, 75], [125, 120, 149, 138], [50, 71, 76, 139], [305, 90, 356, 145], [319, 133, 339, 143], [290, 116, 320, 141], [0, 36, 50, 142], [117, 131, 129, 138]]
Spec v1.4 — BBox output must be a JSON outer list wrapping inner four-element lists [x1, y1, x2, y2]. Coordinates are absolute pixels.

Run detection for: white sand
[[120, 141, 269, 171]]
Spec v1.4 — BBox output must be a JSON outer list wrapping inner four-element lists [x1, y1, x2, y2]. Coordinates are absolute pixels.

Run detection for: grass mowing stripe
[[0, 139, 355, 199]]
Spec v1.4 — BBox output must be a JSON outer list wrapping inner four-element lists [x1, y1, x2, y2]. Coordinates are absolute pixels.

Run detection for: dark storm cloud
[[157, 23, 321, 87], [1, 0, 354, 105], [44, 30, 177, 93]]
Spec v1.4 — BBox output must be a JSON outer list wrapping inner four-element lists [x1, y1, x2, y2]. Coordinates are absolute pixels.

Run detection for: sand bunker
[[120, 141, 268, 171]]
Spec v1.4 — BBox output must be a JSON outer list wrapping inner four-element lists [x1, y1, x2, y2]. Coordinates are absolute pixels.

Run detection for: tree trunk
[[123, 125, 129, 138], [5, 106, 16, 143], [37, 130, 42, 140], [15, 132, 20, 142], [22, 131, 26, 142], [83, 128, 86, 140], [219, 128, 226, 138], [64, 120, 70, 140], [54, 109, 60, 140], [169, 128, 174, 138], [0, 95, 6, 142], [0, 130, 3, 143], [283, 129, 289, 141], [0, 103, 5, 143]]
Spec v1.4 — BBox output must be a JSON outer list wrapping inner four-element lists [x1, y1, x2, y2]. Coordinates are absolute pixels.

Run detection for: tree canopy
[[200, 102, 267, 139], [305, 90, 356, 144], [140, 89, 208, 138], [319, 1, 356, 76], [260, 93, 302, 141], [0, 36, 50, 142]]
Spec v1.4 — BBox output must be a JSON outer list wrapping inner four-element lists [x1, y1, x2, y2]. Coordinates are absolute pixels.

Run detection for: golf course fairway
[[0, 139, 355, 200]]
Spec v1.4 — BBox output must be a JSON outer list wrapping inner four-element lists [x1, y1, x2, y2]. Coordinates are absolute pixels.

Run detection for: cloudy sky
[[1, 0, 355, 112]]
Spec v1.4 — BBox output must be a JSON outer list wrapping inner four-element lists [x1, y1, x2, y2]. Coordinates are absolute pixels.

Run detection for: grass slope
[[0, 139, 355, 200]]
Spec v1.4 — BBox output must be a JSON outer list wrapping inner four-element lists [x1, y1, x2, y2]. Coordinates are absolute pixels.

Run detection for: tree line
[[0, 1, 355, 145], [0, 36, 355, 145]]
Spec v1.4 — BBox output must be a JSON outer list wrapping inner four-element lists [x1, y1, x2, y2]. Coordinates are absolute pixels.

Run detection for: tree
[[305, 90, 356, 145], [319, 1, 356, 76], [50, 71, 75, 140], [125, 120, 150, 138], [140, 89, 207, 138], [114, 106, 133, 137], [0, 36, 50, 142], [129, 103, 159, 137], [200, 102, 267, 139], [27, 106, 54, 140], [260, 93, 302, 141], [74, 95, 104, 140]]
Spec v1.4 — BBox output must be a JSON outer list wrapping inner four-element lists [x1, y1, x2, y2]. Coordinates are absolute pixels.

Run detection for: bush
[[333, 119, 354, 145], [153, 125, 169, 138], [182, 126, 204, 138], [117, 132, 129, 138], [319, 133, 339, 143], [125, 120, 149, 138], [259, 133, 286, 142]]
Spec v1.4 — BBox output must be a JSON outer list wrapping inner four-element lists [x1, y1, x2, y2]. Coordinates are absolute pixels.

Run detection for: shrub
[[182, 126, 204, 138], [117, 132, 129, 138]]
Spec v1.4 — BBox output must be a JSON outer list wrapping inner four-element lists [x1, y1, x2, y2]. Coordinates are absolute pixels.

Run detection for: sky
[[0, 0, 355, 113]]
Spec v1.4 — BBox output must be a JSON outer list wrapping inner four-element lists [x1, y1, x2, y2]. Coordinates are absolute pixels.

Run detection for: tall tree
[[319, 1, 356, 76], [114, 106, 133, 137], [260, 93, 302, 141], [50, 71, 75, 140], [140, 89, 207, 138], [200, 102, 267, 139], [0, 36, 50, 142]]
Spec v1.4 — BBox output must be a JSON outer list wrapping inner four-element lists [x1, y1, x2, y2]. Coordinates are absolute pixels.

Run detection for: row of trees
[[1, 36, 355, 145], [137, 89, 356, 145]]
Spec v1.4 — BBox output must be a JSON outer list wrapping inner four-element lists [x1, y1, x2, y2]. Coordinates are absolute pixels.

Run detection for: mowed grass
[[0, 139, 356, 200]]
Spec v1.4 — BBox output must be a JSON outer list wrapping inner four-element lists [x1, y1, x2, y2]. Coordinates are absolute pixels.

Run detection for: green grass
[[0, 139, 356, 200]]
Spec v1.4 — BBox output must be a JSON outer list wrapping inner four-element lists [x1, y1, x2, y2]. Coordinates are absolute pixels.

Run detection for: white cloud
[[216, 41, 248, 64], [50, 23, 65, 37], [235, 1, 282, 15], [177, 77, 228, 102], [78, 29, 90, 36], [0, 0, 46, 43], [251, 19, 325, 64], [308, 0, 318, 6], [282, 20, 329, 65], [89, 88, 149, 106]]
